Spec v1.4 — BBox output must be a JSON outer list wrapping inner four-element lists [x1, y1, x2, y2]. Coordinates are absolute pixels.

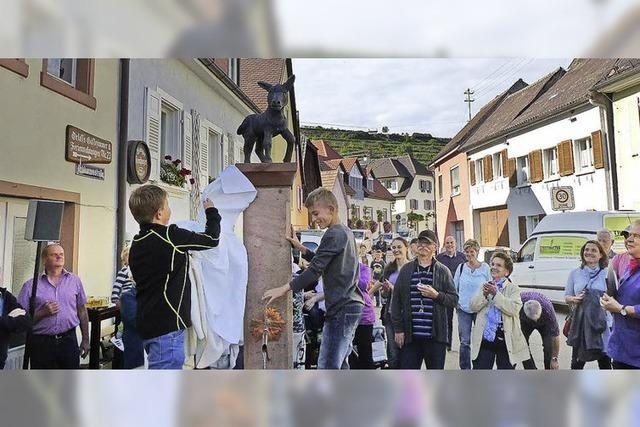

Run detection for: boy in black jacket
[[128, 184, 221, 369], [1, 267, 32, 369]]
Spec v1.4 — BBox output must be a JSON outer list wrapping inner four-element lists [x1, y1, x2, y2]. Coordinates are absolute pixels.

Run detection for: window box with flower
[[160, 155, 196, 188]]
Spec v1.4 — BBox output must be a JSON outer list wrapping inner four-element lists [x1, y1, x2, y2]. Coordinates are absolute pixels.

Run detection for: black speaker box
[[24, 200, 65, 242]]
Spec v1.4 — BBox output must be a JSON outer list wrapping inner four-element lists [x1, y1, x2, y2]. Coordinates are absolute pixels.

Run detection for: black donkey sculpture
[[237, 75, 296, 163]]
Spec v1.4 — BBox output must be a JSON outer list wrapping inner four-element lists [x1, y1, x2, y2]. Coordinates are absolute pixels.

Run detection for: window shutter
[[591, 130, 605, 169], [469, 160, 476, 186], [507, 158, 517, 187], [145, 88, 161, 181], [558, 140, 574, 176], [199, 123, 209, 191], [182, 110, 193, 171], [501, 149, 508, 178], [529, 149, 543, 183], [484, 155, 493, 182], [518, 216, 527, 244]]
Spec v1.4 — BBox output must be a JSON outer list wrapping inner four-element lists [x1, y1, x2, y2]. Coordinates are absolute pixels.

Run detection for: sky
[[292, 58, 573, 138]]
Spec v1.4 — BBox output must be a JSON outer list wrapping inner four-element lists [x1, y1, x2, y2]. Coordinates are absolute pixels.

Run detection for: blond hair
[[129, 184, 167, 225], [463, 239, 480, 252], [304, 187, 338, 209]]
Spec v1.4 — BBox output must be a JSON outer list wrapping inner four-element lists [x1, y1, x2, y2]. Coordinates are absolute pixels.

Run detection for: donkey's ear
[[282, 75, 295, 91], [257, 81, 273, 91]]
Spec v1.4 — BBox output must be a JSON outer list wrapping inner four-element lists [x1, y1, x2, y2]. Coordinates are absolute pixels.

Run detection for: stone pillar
[[236, 163, 297, 369]]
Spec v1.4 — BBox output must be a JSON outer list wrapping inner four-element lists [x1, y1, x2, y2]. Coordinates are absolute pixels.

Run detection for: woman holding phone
[[369, 237, 410, 368]]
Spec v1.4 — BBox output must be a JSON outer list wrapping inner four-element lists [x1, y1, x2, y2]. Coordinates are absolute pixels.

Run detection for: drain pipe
[[116, 59, 130, 269], [588, 90, 619, 210]]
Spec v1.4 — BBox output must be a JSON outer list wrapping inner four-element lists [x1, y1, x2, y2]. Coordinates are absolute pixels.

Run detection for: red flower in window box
[[189, 178, 196, 185], [173, 159, 181, 166], [179, 168, 189, 176], [164, 155, 172, 160]]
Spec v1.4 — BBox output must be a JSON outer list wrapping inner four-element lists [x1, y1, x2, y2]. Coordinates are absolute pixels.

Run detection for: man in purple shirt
[[519, 291, 560, 369], [18, 244, 89, 369], [435, 236, 466, 350]]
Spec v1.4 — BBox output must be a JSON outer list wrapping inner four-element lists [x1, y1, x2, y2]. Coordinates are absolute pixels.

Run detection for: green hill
[[302, 126, 449, 166]]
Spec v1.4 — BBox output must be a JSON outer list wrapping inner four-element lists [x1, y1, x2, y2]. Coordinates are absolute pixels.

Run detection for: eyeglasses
[[416, 242, 433, 248], [390, 245, 404, 250]]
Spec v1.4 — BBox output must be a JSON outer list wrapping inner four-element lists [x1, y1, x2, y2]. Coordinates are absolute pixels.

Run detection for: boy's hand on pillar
[[262, 284, 290, 305], [286, 225, 307, 254]]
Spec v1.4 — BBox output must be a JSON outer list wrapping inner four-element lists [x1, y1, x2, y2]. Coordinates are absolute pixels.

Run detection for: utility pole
[[464, 88, 475, 121]]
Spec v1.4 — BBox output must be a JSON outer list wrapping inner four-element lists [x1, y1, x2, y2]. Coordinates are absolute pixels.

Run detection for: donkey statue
[[237, 75, 296, 163]]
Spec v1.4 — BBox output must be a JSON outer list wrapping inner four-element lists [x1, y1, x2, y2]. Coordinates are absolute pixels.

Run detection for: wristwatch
[[620, 306, 628, 316]]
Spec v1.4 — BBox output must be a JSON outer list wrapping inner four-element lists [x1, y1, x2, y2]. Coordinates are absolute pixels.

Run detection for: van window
[[538, 236, 587, 258], [352, 231, 364, 239], [517, 238, 537, 263]]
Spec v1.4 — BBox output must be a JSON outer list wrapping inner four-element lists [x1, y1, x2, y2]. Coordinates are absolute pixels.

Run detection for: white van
[[511, 211, 640, 305]]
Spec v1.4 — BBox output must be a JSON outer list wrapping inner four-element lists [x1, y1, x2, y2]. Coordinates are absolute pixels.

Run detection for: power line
[[473, 58, 529, 94], [471, 59, 518, 93]]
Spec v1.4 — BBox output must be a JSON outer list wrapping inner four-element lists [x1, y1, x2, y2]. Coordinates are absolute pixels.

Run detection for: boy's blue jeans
[[318, 303, 363, 369], [143, 329, 185, 369]]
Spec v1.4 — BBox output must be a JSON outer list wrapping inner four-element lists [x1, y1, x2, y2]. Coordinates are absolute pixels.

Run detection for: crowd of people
[[1, 183, 639, 370], [269, 187, 640, 370]]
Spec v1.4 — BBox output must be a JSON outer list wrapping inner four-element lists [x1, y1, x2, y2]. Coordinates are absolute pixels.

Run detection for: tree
[[381, 126, 389, 134], [376, 209, 384, 223], [406, 211, 425, 233]]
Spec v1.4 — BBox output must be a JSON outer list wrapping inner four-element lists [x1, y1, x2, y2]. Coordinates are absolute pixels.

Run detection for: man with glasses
[[392, 230, 458, 369], [436, 236, 466, 350]]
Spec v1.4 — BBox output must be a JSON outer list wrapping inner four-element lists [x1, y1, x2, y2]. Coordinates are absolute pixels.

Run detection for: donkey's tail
[[237, 116, 250, 135]]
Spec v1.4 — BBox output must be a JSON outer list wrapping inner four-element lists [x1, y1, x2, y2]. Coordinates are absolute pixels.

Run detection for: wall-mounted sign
[[75, 163, 105, 180], [127, 140, 151, 184], [66, 125, 112, 164], [551, 186, 575, 211]]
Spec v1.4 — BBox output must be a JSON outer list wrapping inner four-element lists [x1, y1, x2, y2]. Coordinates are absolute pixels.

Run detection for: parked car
[[511, 211, 640, 305], [299, 229, 325, 253]]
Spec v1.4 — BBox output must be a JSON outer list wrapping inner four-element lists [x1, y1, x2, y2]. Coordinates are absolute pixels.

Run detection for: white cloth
[[179, 165, 256, 368]]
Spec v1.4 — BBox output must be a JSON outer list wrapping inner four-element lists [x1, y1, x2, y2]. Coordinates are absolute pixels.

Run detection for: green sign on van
[[604, 214, 640, 252], [539, 236, 587, 258]]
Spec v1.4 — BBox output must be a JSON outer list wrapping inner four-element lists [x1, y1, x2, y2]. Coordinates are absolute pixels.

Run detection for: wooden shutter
[[518, 216, 527, 244], [529, 149, 543, 183], [469, 160, 476, 186], [558, 140, 574, 176], [484, 155, 493, 182], [592, 130, 605, 169], [199, 123, 209, 191], [182, 111, 193, 171], [145, 88, 161, 181], [501, 149, 508, 178], [507, 158, 517, 187]]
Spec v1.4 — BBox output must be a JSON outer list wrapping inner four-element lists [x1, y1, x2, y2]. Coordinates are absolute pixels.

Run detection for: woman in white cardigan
[[470, 252, 530, 369]]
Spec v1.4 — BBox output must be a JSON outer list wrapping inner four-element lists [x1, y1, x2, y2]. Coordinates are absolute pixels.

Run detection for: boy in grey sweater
[[263, 188, 364, 369]]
